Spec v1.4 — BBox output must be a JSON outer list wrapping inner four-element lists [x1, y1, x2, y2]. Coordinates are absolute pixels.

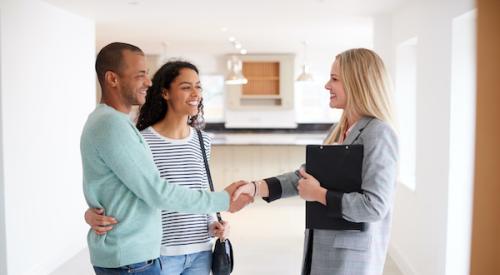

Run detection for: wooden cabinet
[[242, 62, 280, 96], [226, 54, 295, 110]]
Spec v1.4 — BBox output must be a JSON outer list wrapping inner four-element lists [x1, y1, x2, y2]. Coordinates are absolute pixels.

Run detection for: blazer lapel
[[342, 116, 373, 145]]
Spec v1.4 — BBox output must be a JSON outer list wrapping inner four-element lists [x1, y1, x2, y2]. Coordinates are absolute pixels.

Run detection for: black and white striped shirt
[[141, 126, 215, 256]]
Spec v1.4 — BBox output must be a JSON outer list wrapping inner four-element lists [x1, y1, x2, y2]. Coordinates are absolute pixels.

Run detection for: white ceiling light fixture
[[224, 37, 248, 85], [225, 55, 248, 85], [296, 41, 314, 82]]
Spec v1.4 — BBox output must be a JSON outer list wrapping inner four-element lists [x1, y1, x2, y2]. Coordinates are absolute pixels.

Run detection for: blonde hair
[[324, 48, 394, 144]]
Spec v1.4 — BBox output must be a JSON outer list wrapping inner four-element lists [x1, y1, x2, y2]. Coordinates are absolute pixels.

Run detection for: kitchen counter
[[203, 123, 331, 145], [207, 132, 325, 145]]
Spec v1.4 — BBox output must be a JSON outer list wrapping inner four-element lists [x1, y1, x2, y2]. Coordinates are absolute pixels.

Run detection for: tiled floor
[[52, 198, 403, 275]]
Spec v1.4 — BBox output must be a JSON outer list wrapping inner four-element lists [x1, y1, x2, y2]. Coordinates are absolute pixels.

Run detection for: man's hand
[[232, 181, 256, 201], [225, 181, 254, 213], [84, 208, 118, 235]]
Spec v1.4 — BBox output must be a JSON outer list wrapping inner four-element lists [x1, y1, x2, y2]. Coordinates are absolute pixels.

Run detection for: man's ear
[[104, 71, 119, 88]]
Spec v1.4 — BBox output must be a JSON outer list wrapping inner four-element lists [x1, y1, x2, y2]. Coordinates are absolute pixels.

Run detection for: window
[[294, 81, 342, 123], [200, 75, 225, 122], [445, 10, 476, 275], [395, 37, 418, 190]]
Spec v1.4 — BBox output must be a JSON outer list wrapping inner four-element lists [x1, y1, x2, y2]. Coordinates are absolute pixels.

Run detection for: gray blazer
[[263, 117, 398, 275]]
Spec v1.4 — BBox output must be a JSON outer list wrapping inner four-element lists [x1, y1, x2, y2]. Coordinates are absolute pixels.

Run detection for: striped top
[[141, 126, 216, 256]]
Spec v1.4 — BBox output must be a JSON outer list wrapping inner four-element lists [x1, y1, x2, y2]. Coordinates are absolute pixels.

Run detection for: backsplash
[[204, 122, 332, 133]]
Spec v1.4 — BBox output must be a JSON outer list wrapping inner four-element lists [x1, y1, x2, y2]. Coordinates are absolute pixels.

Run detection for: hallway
[[52, 199, 403, 275]]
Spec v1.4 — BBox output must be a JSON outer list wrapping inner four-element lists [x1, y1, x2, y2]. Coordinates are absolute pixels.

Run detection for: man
[[81, 42, 250, 275]]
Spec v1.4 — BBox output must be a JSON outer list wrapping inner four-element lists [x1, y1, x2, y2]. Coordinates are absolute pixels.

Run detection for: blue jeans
[[160, 251, 212, 275], [93, 258, 161, 275]]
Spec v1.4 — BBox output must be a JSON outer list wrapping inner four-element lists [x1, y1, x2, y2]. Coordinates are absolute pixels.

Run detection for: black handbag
[[196, 130, 234, 275]]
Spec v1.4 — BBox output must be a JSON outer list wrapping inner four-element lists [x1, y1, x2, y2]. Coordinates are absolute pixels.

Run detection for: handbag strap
[[196, 129, 223, 222]]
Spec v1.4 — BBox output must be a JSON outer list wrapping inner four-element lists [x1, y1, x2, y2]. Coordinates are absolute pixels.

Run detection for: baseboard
[[388, 243, 418, 275]]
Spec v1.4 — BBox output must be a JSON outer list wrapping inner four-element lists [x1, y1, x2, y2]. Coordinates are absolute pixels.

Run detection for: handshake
[[224, 180, 260, 213], [224, 169, 323, 213]]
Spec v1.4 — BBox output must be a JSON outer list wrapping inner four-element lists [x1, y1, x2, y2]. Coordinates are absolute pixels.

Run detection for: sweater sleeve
[[93, 114, 229, 214]]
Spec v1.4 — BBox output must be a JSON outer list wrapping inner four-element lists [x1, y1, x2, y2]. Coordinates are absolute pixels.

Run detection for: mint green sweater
[[80, 104, 229, 268]]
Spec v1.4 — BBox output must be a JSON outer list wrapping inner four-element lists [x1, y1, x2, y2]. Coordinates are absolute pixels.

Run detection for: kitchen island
[[204, 124, 330, 190]]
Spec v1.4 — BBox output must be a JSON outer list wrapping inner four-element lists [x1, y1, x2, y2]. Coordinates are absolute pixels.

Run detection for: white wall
[[0, 0, 95, 274], [373, 0, 475, 275], [373, 14, 393, 74], [0, 8, 7, 275]]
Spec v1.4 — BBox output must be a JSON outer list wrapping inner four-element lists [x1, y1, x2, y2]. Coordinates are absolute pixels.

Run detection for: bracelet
[[251, 181, 257, 197]]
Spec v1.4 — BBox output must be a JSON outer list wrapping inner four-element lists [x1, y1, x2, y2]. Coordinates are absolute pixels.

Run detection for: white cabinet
[[224, 54, 296, 128], [225, 54, 295, 110]]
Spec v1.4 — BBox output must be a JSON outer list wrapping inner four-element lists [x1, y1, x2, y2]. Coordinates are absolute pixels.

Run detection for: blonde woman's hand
[[232, 181, 256, 201], [297, 168, 327, 205], [225, 181, 254, 213]]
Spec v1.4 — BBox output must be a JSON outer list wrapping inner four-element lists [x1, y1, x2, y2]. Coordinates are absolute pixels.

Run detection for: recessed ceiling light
[[240, 49, 248, 55], [228, 36, 236, 42], [221, 27, 228, 32], [234, 42, 242, 49]]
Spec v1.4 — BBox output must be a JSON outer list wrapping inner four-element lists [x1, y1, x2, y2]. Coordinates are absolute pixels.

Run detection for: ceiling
[[44, 0, 410, 55]]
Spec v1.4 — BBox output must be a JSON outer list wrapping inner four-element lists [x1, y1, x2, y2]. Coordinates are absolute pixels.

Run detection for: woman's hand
[[297, 169, 327, 205], [232, 179, 270, 201], [232, 181, 256, 201], [209, 220, 230, 240], [84, 208, 118, 235]]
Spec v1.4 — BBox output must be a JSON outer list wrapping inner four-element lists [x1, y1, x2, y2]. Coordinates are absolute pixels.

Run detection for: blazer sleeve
[[262, 164, 305, 202], [326, 122, 399, 222], [262, 125, 335, 203]]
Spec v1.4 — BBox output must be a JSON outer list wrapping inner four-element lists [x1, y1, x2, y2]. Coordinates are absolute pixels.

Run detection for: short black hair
[[95, 42, 144, 86]]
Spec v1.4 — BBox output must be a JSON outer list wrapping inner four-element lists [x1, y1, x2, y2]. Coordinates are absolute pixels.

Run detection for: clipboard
[[305, 144, 366, 231]]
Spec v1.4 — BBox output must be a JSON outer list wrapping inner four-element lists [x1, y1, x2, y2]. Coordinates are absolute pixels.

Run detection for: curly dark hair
[[136, 60, 205, 131]]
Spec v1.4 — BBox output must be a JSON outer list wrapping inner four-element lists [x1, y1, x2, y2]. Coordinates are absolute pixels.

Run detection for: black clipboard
[[305, 144, 366, 231]]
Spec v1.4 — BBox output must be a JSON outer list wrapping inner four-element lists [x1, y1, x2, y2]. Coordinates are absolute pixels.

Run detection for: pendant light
[[296, 41, 314, 82], [225, 55, 248, 85], [224, 36, 248, 85]]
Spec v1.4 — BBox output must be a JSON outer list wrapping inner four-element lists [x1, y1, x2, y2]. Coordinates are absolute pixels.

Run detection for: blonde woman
[[233, 48, 399, 275]]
